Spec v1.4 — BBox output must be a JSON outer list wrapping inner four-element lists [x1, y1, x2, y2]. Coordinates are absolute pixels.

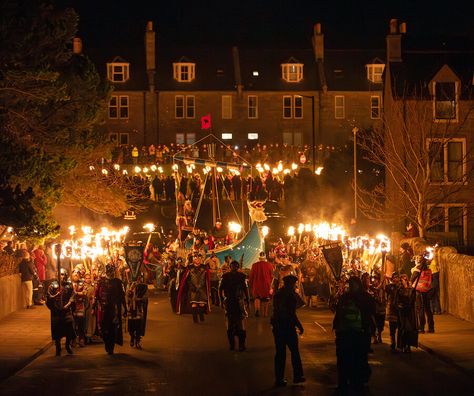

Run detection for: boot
[[130, 335, 135, 347], [135, 336, 142, 349], [227, 330, 235, 351], [192, 307, 198, 323], [55, 340, 61, 357], [238, 330, 246, 352], [65, 339, 73, 355], [198, 307, 205, 322]]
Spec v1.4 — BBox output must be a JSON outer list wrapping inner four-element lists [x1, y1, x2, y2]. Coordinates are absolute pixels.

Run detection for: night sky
[[57, 0, 474, 49]]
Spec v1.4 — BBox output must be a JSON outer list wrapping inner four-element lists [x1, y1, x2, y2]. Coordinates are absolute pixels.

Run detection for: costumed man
[[219, 260, 250, 351], [249, 251, 274, 317], [46, 268, 76, 356], [126, 276, 148, 349], [73, 278, 87, 347], [205, 252, 221, 306], [95, 263, 127, 354], [176, 252, 211, 323], [168, 257, 185, 313]]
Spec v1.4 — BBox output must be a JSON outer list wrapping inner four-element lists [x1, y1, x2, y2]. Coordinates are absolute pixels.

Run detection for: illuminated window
[[175, 95, 195, 119], [335, 95, 345, 119], [366, 64, 385, 83], [222, 95, 232, 119], [252, 71, 259, 77], [109, 95, 129, 119], [281, 63, 303, 82], [434, 82, 458, 121], [222, 133, 232, 140], [173, 62, 196, 82], [248, 133, 258, 140], [248, 96, 258, 119], [107, 62, 130, 83], [370, 96, 381, 119]]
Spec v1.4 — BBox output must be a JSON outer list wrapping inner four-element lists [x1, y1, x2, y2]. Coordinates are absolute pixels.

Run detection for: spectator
[[3, 240, 14, 255], [132, 146, 139, 164], [19, 250, 36, 309]]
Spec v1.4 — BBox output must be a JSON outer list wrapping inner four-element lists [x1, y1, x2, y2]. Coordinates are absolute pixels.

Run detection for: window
[[107, 63, 130, 83], [428, 204, 467, 245], [173, 62, 196, 82], [176, 132, 195, 145], [366, 64, 385, 83], [283, 95, 303, 119], [281, 63, 303, 82], [109, 95, 129, 119], [186, 96, 195, 118], [175, 95, 195, 119], [370, 96, 381, 119], [119, 133, 129, 145], [283, 96, 292, 118], [248, 95, 258, 119], [335, 95, 345, 119], [283, 130, 302, 145], [222, 95, 232, 119], [434, 82, 457, 121], [294, 96, 303, 119], [252, 71, 259, 77], [248, 133, 258, 140], [428, 138, 466, 183], [222, 133, 232, 140]]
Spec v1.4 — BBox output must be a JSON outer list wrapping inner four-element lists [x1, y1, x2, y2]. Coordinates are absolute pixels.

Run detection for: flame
[[261, 226, 269, 237], [113, 164, 120, 171], [143, 223, 155, 233], [228, 222, 242, 234], [287, 226, 295, 237]]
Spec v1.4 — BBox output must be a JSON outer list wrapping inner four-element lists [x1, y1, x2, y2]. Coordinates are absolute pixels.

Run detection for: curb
[[0, 341, 53, 383], [418, 342, 471, 376]]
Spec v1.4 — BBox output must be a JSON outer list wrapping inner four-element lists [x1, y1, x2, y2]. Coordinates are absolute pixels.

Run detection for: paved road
[[0, 292, 471, 396]]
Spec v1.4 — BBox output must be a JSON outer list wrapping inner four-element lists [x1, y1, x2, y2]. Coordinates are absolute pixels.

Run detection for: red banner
[[201, 114, 211, 130]]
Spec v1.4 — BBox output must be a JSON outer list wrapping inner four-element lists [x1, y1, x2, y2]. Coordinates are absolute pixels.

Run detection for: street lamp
[[300, 95, 316, 172], [352, 127, 359, 220]]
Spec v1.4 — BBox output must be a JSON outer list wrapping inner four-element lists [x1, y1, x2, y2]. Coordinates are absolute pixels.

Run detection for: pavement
[[0, 293, 472, 395]]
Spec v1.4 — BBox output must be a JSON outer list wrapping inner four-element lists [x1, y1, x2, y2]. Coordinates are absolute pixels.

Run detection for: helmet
[[48, 281, 60, 294], [60, 268, 68, 279]]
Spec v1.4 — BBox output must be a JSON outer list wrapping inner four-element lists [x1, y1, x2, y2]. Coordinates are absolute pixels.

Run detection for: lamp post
[[302, 95, 316, 172], [352, 127, 359, 220]]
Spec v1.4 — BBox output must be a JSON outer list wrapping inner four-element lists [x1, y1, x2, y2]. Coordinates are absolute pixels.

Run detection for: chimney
[[399, 22, 407, 34], [145, 21, 156, 92], [232, 46, 243, 97], [386, 18, 402, 62], [72, 37, 82, 54], [312, 23, 324, 61]]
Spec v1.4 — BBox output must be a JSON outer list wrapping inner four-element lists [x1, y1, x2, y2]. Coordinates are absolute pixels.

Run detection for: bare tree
[[357, 97, 473, 238]]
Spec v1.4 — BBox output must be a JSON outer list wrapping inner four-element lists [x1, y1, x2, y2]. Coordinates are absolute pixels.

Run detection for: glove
[[297, 326, 304, 335]]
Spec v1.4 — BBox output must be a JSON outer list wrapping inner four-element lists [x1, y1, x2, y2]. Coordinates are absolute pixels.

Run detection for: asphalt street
[[0, 292, 471, 396]]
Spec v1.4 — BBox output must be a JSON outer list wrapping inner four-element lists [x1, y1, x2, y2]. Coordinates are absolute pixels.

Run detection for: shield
[[124, 243, 145, 281], [321, 242, 344, 280]]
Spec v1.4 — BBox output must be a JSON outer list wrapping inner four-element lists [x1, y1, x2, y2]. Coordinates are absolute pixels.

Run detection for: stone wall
[[0, 274, 23, 320], [401, 237, 474, 323]]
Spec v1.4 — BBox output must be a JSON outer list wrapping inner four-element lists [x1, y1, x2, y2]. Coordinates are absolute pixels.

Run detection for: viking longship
[[173, 134, 266, 268]]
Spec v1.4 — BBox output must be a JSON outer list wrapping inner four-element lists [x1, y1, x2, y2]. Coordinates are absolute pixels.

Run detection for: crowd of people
[[1, 227, 442, 392], [111, 142, 335, 167]]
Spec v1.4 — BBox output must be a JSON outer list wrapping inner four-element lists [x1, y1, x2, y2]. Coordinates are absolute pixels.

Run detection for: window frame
[[119, 133, 129, 145], [294, 95, 303, 119], [173, 62, 196, 82], [281, 63, 304, 82], [108, 95, 129, 119], [427, 138, 467, 184], [433, 81, 459, 123], [221, 133, 233, 140], [428, 203, 467, 245], [186, 95, 195, 119], [283, 96, 293, 119], [107, 62, 130, 83], [366, 64, 385, 83], [222, 95, 233, 119], [248, 95, 258, 119], [175, 95, 185, 119], [335, 95, 345, 119], [370, 95, 381, 119]]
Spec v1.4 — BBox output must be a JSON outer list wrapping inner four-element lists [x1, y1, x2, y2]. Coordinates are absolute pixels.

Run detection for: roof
[[388, 50, 474, 99], [322, 49, 386, 91]]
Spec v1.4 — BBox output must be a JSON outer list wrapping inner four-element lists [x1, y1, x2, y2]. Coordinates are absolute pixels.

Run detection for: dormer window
[[107, 62, 130, 83], [366, 64, 385, 83], [434, 81, 458, 121], [281, 61, 303, 82], [173, 62, 196, 82]]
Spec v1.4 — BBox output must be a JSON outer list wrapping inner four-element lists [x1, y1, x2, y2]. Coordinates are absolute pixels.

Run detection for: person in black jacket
[[333, 276, 375, 393], [271, 274, 305, 387], [219, 260, 250, 351]]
